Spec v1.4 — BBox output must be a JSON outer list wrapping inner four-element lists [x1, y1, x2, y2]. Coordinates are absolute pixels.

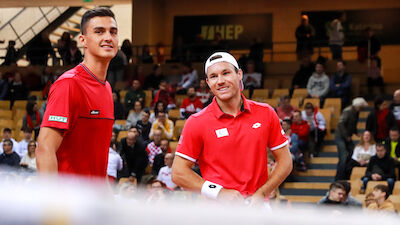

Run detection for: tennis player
[[36, 7, 118, 177], [172, 52, 292, 206]]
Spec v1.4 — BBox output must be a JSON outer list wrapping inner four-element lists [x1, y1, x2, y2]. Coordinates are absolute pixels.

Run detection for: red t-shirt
[[180, 97, 203, 116], [41, 64, 114, 178], [176, 95, 288, 197], [291, 121, 310, 142]]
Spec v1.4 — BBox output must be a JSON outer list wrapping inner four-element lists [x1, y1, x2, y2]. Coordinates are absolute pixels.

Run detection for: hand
[[217, 188, 244, 203], [248, 191, 266, 207]]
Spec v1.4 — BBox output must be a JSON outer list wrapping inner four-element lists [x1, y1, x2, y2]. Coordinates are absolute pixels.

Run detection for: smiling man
[[172, 52, 292, 206], [36, 7, 118, 178]]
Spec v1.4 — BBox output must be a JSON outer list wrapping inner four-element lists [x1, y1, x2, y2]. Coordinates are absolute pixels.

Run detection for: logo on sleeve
[[49, 115, 68, 123], [215, 128, 229, 138], [90, 110, 100, 115]]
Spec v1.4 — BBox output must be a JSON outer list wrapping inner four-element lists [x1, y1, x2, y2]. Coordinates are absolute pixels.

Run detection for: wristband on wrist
[[201, 181, 223, 199]]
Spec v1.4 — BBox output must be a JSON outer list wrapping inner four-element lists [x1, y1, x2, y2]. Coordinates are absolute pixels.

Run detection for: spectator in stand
[[362, 143, 396, 193], [140, 44, 154, 64], [152, 139, 170, 176], [344, 131, 376, 179], [151, 80, 176, 110], [367, 184, 395, 212], [291, 110, 310, 159], [318, 182, 346, 205], [118, 132, 148, 182], [0, 139, 20, 168], [144, 64, 165, 91], [302, 102, 326, 157], [367, 57, 384, 95], [146, 129, 163, 166], [357, 27, 381, 63], [8, 72, 28, 103], [125, 80, 146, 111], [291, 55, 314, 96], [57, 32, 71, 65], [136, 109, 152, 143], [20, 140, 37, 171], [0, 128, 18, 154], [0, 72, 8, 100], [282, 119, 306, 171], [132, 65, 146, 87], [388, 89, 400, 129], [364, 192, 375, 208], [63, 40, 83, 66], [149, 110, 174, 140], [318, 181, 362, 207], [330, 60, 352, 108], [180, 87, 203, 119], [22, 101, 43, 139], [121, 39, 133, 63], [295, 14, 315, 59], [307, 62, 330, 106], [16, 127, 34, 158], [170, 36, 186, 63], [113, 91, 125, 120], [126, 101, 143, 129], [157, 153, 177, 190], [276, 95, 297, 120], [366, 96, 390, 142], [3, 40, 17, 66], [26, 32, 55, 66], [196, 79, 211, 105], [149, 101, 167, 124], [107, 142, 123, 183], [107, 49, 128, 87], [243, 60, 262, 98], [166, 65, 182, 91], [335, 97, 368, 180], [176, 62, 198, 94], [384, 128, 400, 172], [328, 12, 346, 60]]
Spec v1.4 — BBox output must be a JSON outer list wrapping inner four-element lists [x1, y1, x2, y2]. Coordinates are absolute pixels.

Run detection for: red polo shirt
[[41, 64, 114, 178], [176, 95, 288, 196]]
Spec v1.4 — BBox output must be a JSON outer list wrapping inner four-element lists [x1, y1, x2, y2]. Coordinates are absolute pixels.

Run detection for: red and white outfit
[[196, 89, 211, 104], [157, 166, 176, 189], [176, 95, 288, 197], [146, 142, 162, 165], [107, 148, 123, 181], [180, 97, 203, 119], [41, 64, 114, 178]]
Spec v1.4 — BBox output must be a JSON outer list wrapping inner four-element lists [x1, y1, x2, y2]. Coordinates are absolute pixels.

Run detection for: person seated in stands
[[8, 72, 28, 103], [276, 95, 297, 120], [282, 119, 306, 171], [149, 109, 174, 140], [362, 143, 396, 193], [107, 49, 128, 87], [176, 61, 198, 94], [166, 65, 182, 91], [64, 40, 83, 66], [335, 97, 368, 181], [291, 110, 310, 156], [318, 180, 362, 207], [291, 55, 314, 96], [306, 62, 329, 106], [367, 184, 395, 212], [107, 142, 123, 184], [126, 101, 143, 129], [136, 109, 152, 143], [344, 131, 376, 179], [152, 139, 170, 176], [302, 102, 326, 157], [318, 182, 346, 205], [20, 140, 37, 171], [118, 132, 148, 182], [366, 96, 390, 143], [16, 127, 34, 158], [388, 89, 400, 130], [0, 139, 20, 168], [151, 80, 176, 110], [125, 80, 146, 111], [364, 192, 375, 208], [113, 91, 126, 120], [57, 32, 71, 65], [196, 79, 212, 105], [144, 64, 165, 91], [367, 57, 384, 95], [157, 153, 177, 190], [149, 101, 168, 124], [180, 87, 203, 119], [329, 60, 351, 108], [384, 128, 400, 176], [22, 101, 43, 140], [0, 128, 18, 154], [146, 129, 163, 166], [243, 60, 262, 98]]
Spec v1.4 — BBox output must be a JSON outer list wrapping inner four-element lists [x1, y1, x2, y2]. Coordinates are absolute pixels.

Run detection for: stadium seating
[[144, 90, 152, 107], [174, 95, 186, 108], [170, 141, 178, 153], [114, 120, 127, 126], [393, 181, 400, 195], [242, 89, 250, 98], [119, 90, 128, 103], [323, 98, 342, 129], [261, 99, 278, 108], [365, 181, 388, 194], [173, 119, 185, 141], [252, 89, 269, 99], [12, 100, 28, 111], [302, 98, 320, 109], [117, 131, 128, 142], [0, 101, 10, 110], [29, 91, 43, 100], [271, 89, 289, 99], [292, 88, 308, 99], [350, 167, 367, 181], [319, 108, 331, 135], [0, 110, 12, 120], [168, 109, 181, 121]]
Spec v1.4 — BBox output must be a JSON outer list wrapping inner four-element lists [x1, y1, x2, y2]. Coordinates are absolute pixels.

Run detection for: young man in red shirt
[[36, 7, 118, 178], [172, 52, 292, 206], [180, 86, 203, 119]]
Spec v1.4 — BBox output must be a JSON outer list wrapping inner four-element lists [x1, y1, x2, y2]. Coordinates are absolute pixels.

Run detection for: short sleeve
[[175, 117, 203, 162], [267, 108, 288, 151], [41, 79, 76, 131]]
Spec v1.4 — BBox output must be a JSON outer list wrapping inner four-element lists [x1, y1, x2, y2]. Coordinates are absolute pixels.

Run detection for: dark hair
[[374, 184, 390, 199], [26, 101, 37, 115], [154, 101, 166, 116], [374, 96, 384, 111], [304, 102, 315, 111], [28, 140, 36, 147], [281, 95, 290, 101], [23, 127, 33, 133], [329, 182, 345, 191], [112, 90, 120, 102], [153, 64, 161, 71], [282, 119, 292, 126], [143, 108, 150, 115], [3, 128, 11, 133], [376, 143, 386, 149], [337, 60, 346, 66], [337, 180, 351, 195], [3, 139, 13, 147], [81, 7, 115, 34], [389, 127, 399, 133]]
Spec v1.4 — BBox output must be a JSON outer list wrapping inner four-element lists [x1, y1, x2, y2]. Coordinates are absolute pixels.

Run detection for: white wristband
[[201, 181, 223, 199]]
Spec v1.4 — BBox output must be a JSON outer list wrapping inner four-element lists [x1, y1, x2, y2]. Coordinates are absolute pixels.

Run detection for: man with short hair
[[276, 95, 297, 120], [16, 127, 35, 158], [157, 153, 177, 190], [318, 182, 346, 205], [124, 80, 146, 110], [291, 110, 310, 154], [329, 60, 351, 108], [319, 180, 362, 207], [388, 89, 400, 130], [37, 7, 118, 177], [146, 129, 163, 165], [153, 139, 170, 175], [384, 128, 400, 163], [302, 102, 326, 156], [172, 52, 292, 206], [367, 184, 395, 212], [0, 140, 21, 168], [0, 128, 19, 154], [149, 110, 174, 140], [307, 63, 330, 104], [180, 87, 203, 119], [136, 109, 152, 143]]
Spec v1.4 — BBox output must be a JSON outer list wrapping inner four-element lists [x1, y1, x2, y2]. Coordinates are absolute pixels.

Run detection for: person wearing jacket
[[302, 102, 326, 157], [366, 96, 390, 143], [329, 61, 352, 109], [307, 62, 330, 107]]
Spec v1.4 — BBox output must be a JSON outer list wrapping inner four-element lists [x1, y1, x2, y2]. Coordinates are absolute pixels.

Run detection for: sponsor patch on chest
[[215, 128, 229, 138], [90, 110, 100, 115]]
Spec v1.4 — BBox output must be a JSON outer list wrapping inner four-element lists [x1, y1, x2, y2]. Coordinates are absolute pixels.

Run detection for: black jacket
[[384, 138, 400, 159], [364, 154, 396, 180], [0, 152, 20, 168]]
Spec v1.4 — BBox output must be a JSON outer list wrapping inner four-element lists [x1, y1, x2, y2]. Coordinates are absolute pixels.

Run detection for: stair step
[[357, 122, 366, 129], [52, 32, 62, 37], [322, 145, 337, 152], [60, 25, 80, 33], [282, 182, 331, 189], [295, 176, 334, 182], [283, 195, 322, 203], [309, 157, 338, 164], [308, 164, 336, 169], [318, 152, 337, 157], [359, 111, 370, 118], [280, 188, 328, 196], [324, 140, 336, 145], [294, 169, 336, 177]]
